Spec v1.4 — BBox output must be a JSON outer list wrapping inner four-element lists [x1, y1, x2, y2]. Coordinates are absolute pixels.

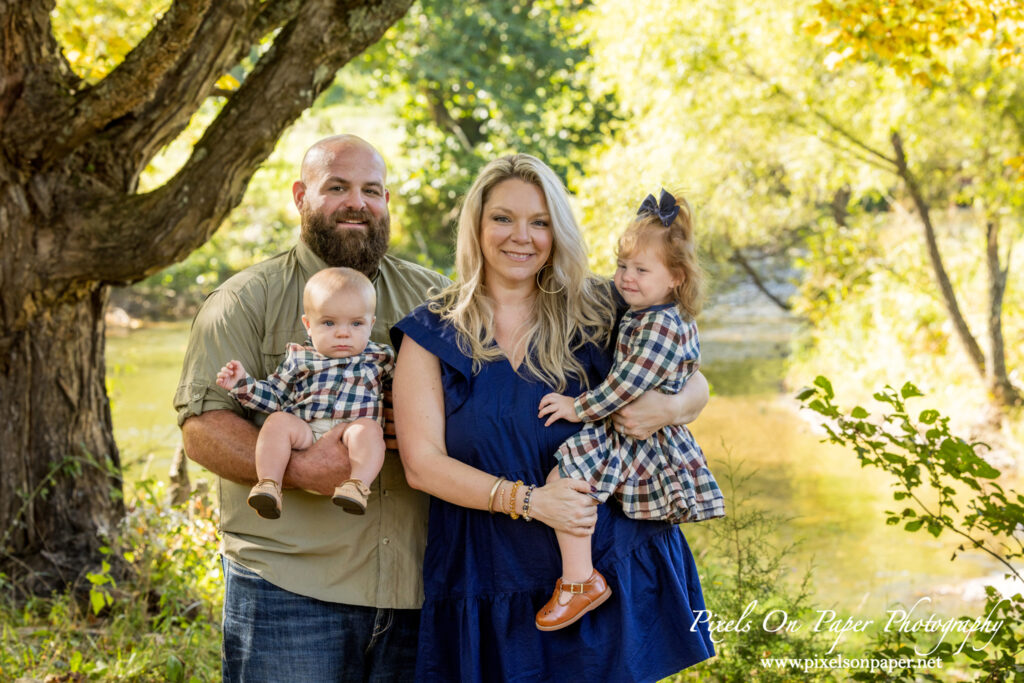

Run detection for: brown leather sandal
[[247, 479, 282, 519], [332, 479, 371, 515], [535, 569, 612, 631]]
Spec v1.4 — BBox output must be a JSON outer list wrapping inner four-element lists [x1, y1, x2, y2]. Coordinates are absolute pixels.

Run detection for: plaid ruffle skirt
[[556, 421, 725, 524]]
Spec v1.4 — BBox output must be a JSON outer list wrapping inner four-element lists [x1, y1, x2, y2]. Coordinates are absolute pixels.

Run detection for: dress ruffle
[[417, 525, 714, 683]]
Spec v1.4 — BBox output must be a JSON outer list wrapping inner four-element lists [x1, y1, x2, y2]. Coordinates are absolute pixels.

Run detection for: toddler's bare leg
[[549, 466, 595, 591], [341, 418, 385, 485], [256, 412, 314, 484]]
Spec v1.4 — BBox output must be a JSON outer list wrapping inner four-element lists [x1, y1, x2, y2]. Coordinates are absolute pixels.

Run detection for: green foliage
[[673, 456, 835, 683], [357, 0, 618, 267], [797, 378, 1024, 680], [0, 483, 221, 681]]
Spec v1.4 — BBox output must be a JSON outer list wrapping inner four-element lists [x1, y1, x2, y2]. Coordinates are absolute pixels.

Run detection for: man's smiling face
[[294, 139, 391, 275]]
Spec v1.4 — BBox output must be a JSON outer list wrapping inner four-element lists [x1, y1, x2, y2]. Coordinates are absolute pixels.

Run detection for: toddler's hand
[[216, 360, 248, 390], [538, 393, 580, 426]]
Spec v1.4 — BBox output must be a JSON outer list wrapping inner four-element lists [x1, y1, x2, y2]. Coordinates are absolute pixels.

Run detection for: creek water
[[106, 292, 1010, 618]]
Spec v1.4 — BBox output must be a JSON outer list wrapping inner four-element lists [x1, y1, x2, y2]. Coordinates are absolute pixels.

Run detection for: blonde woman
[[392, 154, 715, 681]]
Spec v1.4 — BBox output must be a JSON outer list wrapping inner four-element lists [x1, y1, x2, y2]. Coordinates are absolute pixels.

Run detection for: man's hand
[[538, 393, 580, 426], [285, 422, 352, 495], [216, 360, 248, 390]]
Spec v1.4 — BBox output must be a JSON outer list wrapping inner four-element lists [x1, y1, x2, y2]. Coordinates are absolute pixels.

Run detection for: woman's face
[[479, 178, 553, 291]]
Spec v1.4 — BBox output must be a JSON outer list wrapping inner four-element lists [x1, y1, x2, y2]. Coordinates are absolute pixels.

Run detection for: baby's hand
[[538, 393, 580, 426], [216, 360, 248, 390]]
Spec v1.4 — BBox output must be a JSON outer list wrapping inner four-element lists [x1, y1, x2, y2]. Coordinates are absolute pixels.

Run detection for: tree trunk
[[889, 132, 989, 378], [984, 217, 1021, 407], [0, 279, 123, 595], [0, 0, 415, 595]]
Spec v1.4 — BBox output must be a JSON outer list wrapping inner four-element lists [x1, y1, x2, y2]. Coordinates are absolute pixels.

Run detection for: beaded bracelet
[[506, 479, 523, 519], [521, 485, 536, 522], [487, 476, 505, 514]]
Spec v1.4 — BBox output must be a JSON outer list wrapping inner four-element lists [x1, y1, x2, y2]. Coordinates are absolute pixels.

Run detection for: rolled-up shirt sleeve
[[174, 285, 266, 426]]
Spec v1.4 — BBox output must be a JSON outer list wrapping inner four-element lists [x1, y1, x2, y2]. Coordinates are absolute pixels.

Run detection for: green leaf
[[851, 406, 869, 418], [813, 375, 834, 399], [919, 409, 939, 424], [900, 382, 923, 398], [904, 519, 924, 532], [963, 647, 988, 661], [166, 654, 185, 682], [795, 387, 816, 401], [89, 589, 106, 614]]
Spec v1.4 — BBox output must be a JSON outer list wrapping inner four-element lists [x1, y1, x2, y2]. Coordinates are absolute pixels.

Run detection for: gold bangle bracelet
[[487, 477, 505, 514], [507, 479, 523, 519]]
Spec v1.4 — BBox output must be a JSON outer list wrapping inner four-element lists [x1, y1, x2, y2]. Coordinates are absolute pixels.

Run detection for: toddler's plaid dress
[[556, 303, 725, 523]]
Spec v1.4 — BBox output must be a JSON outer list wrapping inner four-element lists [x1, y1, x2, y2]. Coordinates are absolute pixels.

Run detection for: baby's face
[[303, 289, 375, 359]]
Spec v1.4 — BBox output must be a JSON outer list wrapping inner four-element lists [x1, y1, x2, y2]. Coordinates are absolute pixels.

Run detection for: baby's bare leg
[[256, 412, 314, 483], [341, 418, 385, 485], [549, 466, 595, 588]]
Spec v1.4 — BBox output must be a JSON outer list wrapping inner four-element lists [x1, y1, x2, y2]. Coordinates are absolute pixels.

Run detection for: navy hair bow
[[637, 189, 679, 227]]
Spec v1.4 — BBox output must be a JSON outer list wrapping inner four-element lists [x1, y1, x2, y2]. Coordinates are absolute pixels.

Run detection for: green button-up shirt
[[174, 241, 450, 608]]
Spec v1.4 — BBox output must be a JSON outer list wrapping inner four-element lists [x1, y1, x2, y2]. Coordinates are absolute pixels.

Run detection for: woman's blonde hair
[[618, 192, 705, 319], [430, 153, 615, 392]]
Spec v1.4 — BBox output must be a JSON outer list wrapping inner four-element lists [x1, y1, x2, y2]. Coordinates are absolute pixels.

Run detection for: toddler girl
[[535, 189, 724, 631]]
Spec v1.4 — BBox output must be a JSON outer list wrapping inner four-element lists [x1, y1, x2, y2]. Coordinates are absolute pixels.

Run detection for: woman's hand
[[528, 477, 598, 537], [611, 370, 709, 439]]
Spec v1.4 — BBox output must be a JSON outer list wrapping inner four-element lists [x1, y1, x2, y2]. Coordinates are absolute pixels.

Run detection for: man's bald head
[[300, 135, 387, 187]]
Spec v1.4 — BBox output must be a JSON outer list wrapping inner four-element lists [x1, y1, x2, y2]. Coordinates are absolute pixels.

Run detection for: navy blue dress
[[393, 305, 715, 683]]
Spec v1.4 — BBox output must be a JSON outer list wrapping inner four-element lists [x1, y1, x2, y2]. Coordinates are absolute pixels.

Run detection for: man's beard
[[300, 205, 390, 276]]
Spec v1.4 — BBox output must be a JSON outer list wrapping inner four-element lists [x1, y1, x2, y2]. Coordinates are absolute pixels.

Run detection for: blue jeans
[[221, 556, 420, 682]]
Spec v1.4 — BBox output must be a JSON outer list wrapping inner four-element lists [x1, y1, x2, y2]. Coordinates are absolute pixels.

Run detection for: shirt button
[[382, 537, 390, 545]]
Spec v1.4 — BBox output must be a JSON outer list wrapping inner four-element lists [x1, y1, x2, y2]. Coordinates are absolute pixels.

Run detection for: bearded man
[[175, 135, 450, 682]]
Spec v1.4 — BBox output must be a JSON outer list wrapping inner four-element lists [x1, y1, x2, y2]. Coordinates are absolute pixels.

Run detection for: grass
[[0, 482, 222, 682]]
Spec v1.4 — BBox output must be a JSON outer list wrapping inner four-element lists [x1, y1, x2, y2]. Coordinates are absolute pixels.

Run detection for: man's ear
[[293, 181, 307, 210]]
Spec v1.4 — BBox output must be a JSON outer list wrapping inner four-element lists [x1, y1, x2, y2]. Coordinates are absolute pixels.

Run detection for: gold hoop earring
[[536, 264, 565, 295]]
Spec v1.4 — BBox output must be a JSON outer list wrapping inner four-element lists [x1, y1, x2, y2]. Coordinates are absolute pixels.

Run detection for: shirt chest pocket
[[261, 327, 307, 377]]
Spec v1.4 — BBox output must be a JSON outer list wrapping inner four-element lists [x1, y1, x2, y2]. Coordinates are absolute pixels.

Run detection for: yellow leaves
[[806, 0, 1024, 81], [911, 71, 932, 88], [214, 73, 240, 93], [824, 47, 854, 71], [1005, 156, 1024, 181]]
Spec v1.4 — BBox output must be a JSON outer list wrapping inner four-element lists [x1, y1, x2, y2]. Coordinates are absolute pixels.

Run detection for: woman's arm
[[609, 370, 710, 440], [393, 336, 598, 536]]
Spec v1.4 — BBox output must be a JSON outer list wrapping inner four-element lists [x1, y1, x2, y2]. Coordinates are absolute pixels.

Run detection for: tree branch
[[743, 62, 898, 169], [890, 131, 987, 377], [97, 0, 274, 183], [249, 0, 305, 41], [729, 246, 793, 312], [66, 0, 415, 282], [0, 1, 81, 158], [39, 0, 215, 166]]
